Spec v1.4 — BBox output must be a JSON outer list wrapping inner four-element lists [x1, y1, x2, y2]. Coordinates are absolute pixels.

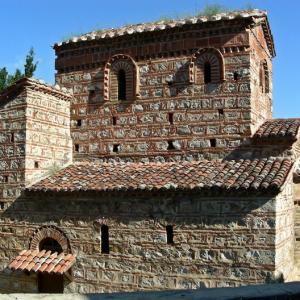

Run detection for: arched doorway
[[38, 238, 64, 293]]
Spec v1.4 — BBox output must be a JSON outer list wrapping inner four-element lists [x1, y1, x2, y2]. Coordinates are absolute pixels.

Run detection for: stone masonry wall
[[0, 85, 72, 209], [54, 19, 271, 162], [249, 24, 272, 131], [274, 174, 295, 281], [0, 91, 27, 209], [0, 187, 291, 293], [24, 88, 72, 184]]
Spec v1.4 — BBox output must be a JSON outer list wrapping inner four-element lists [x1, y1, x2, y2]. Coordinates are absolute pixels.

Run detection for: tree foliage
[[199, 4, 227, 16], [24, 48, 38, 77], [0, 48, 38, 93]]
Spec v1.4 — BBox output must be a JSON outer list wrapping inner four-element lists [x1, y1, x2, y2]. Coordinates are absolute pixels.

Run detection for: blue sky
[[0, 0, 299, 118]]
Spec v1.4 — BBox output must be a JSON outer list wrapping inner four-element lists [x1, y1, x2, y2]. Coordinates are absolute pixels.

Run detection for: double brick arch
[[189, 48, 225, 84], [104, 54, 139, 101], [29, 225, 71, 253]]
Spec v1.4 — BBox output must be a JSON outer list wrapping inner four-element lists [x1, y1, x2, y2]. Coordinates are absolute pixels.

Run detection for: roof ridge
[[54, 9, 267, 48], [0, 77, 73, 102]]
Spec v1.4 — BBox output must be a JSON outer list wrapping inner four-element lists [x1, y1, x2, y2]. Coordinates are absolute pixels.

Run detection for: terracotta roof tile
[[54, 10, 275, 57], [9, 250, 76, 274], [254, 119, 300, 139], [28, 158, 293, 194]]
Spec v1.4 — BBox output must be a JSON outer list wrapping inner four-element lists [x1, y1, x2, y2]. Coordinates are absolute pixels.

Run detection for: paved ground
[[1, 282, 300, 300]]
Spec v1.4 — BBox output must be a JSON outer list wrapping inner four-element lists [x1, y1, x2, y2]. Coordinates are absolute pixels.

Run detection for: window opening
[[210, 139, 216, 148], [166, 225, 174, 244], [167, 140, 175, 150], [233, 72, 239, 81], [118, 69, 126, 100], [39, 238, 63, 254], [204, 62, 212, 83], [101, 225, 109, 254], [113, 144, 120, 153], [168, 113, 174, 125]]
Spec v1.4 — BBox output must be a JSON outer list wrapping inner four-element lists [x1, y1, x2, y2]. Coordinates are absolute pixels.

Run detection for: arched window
[[204, 62, 212, 83], [104, 54, 139, 101], [101, 225, 109, 254], [118, 69, 126, 100], [191, 48, 225, 84], [39, 238, 63, 254]]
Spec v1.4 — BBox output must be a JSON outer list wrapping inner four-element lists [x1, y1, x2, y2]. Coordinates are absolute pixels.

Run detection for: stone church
[[0, 9, 299, 293]]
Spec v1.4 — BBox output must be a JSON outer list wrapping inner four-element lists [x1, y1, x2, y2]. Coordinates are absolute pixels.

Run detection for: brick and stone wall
[[54, 18, 271, 162], [0, 184, 294, 293], [0, 91, 27, 210], [24, 88, 72, 184], [0, 81, 72, 209]]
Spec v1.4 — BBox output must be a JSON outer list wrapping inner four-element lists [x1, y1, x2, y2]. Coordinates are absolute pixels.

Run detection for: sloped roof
[[28, 158, 293, 194], [54, 9, 275, 57], [9, 249, 76, 274], [0, 77, 73, 102], [254, 119, 300, 140]]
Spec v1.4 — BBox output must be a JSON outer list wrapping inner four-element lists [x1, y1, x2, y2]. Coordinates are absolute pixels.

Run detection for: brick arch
[[29, 225, 71, 253], [189, 48, 225, 84], [104, 54, 139, 101]]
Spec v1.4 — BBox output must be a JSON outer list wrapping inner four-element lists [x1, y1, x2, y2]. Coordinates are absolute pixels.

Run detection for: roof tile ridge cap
[[270, 158, 293, 188], [27, 77, 73, 96], [55, 9, 266, 46]]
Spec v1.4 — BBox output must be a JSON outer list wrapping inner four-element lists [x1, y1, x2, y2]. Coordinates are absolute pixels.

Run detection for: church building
[[0, 9, 300, 293]]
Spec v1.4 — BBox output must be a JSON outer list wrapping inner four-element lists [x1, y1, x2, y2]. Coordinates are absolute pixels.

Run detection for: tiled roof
[[54, 10, 275, 57], [9, 250, 76, 274], [254, 119, 300, 139], [0, 77, 73, 102], [28, 158, 293, 193]]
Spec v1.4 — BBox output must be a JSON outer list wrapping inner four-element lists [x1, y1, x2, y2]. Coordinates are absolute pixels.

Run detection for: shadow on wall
[[224, 136, 297, 160], [2, 189, 276, 225]]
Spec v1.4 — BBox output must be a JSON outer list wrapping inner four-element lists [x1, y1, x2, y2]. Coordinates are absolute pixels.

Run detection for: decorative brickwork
[[190, 48, 225, 84], [104, 54, 139, 101], [29, 226, 71, 253]]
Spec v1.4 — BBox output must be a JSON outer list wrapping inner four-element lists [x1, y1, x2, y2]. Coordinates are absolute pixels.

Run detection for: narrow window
[[218, 109, 224, 116], [101, 225, 109, 254], [210, 139, 216, 148], [204, 62, 211, 83], [166, 225, 174, 244], [3, 175, 8, 183], [10, 133, 14, 143], [112, 116, 117, 126], [167, 140, 175, 150], [259, 64, 264, 92], [168, 113, 174, 125], [264, 65, 269, 93], [0, 202, 5, 210], [34, 161, 39, 169], [75, 144, 79, 152], [113, 144, 120, 153], [118, 69, 126, 100], [77, 119, 82, 127]]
